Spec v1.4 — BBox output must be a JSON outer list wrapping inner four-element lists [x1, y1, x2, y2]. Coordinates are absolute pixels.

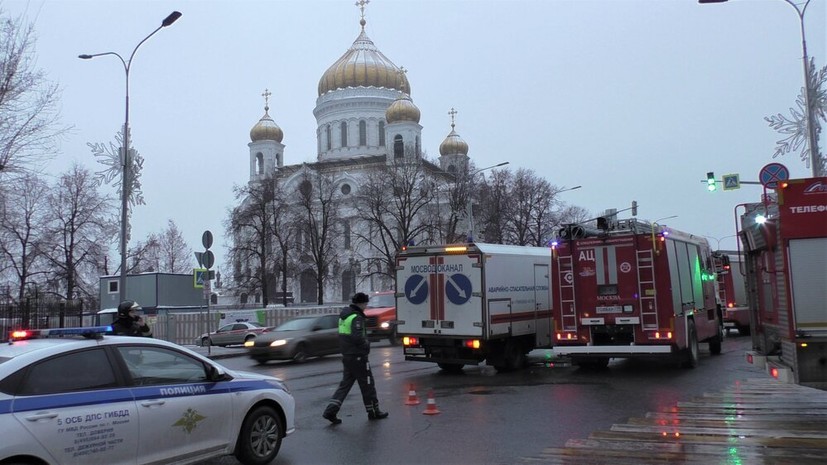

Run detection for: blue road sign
[[722, 174, 740, 191], [405, 275, 428, 305], [445, 273, 472, 305], [759, 163, 789, 189]]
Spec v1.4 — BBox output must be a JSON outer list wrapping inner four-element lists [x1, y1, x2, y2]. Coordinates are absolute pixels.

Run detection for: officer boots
[[367, 402, 389, 420]]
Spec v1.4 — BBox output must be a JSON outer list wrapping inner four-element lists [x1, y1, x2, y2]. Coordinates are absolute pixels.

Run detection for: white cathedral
[[234, 6, 476, 304]]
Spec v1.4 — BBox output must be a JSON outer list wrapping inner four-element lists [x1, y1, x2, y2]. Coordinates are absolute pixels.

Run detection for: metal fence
[[1, 299, 341, 345], [0, 300, 89, 340]]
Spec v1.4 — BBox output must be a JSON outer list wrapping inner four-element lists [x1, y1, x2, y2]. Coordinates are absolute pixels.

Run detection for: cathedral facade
[[234, 10, 473, 304]]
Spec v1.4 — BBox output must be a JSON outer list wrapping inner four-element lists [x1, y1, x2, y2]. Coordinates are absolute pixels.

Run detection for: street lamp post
[[80, 11, 182, 304], [702, 233, 740, 251], [700, 0, 822, 176], [466, 162, 509, 241]]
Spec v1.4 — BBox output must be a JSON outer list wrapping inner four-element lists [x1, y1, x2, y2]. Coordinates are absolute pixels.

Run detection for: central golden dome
[[318, 27, 410, 96]]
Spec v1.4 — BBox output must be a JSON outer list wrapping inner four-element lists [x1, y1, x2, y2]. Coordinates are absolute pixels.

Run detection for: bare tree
[[477, 169, 512, 244], [0, 173, 50, 301], [42, 163, 115, 301], [153, 219, 192, 273], [225, 176, 283, 306], [0, 7, 66, 178], [355, 157, 436, 282], [504, 169, 556, 246], [294, 169, 342, 304]]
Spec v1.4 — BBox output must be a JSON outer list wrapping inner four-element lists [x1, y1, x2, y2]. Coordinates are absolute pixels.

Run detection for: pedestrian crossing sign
[[722, 174, 740, 191], [194, 268, 207, 288]]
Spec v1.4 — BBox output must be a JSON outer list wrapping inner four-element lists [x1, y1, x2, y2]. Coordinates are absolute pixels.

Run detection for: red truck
[[551, 217, 723, 368], [364, 291, 400, 345]]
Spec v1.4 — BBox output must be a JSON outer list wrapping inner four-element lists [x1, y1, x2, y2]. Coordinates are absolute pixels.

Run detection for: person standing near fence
[[111, 300, 152, 337], [323, 292, 388, 424]]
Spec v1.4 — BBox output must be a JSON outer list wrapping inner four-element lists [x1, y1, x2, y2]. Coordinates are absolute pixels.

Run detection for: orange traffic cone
[[405, 384, 421, 405], [422, 390, 441, 415]]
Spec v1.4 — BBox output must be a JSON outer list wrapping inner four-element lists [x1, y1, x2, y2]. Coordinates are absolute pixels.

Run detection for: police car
[[0, 326, 295, 465]]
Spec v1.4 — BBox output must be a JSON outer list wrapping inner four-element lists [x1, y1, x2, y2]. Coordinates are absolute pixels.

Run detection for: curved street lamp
[[699, 0, 822, 176], [79, 11, 182, 303], [651, 215, 678, 255], [466, 161, 509, 241]]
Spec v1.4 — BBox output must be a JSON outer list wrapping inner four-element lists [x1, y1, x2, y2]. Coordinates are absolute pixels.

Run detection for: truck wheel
[[681, 320, 699, 368], [234, 405, 283, 465], [709, 323, 723, 355], [437, 363, 464, 373], [738, 325, 751, 336], [388, 326, 401, 346], [495, 341, 527, 372]]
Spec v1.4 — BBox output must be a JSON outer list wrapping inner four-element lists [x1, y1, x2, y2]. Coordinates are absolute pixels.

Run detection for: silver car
[[199, 322, 269, 347]]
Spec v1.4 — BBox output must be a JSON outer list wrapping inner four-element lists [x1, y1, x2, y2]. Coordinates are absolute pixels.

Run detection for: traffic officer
[[110, 300, 153, 337], [323, 292, 388, 424]]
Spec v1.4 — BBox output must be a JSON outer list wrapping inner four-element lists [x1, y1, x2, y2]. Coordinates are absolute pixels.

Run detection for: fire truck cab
[[551, 217, 724, 368]]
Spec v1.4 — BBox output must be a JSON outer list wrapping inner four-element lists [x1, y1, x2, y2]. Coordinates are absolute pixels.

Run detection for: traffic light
[[631, 200, 638, 216], [706, 172, 716, 191]]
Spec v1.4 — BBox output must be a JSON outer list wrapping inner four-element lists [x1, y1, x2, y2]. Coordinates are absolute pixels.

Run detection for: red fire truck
[[551, 218, 723, 368], [740, 177, 827, 387]]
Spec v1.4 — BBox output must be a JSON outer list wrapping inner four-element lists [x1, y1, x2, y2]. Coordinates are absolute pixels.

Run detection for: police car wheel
[[235, 405, 283, 465]]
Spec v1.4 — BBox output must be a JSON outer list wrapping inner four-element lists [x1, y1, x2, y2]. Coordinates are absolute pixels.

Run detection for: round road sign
[[759, 163, 789, 189]]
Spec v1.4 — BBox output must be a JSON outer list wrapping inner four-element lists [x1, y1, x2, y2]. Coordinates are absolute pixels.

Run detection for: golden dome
[[439, 126, 469, 156], [318, 29, 410, 96], [385, 94, 420, 124], [250, 108, 283, 143]]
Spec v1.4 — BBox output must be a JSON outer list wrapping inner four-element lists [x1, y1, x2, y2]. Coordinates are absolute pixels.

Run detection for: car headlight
[[380, 322, 390, 329], [270, 339, 288, 347]]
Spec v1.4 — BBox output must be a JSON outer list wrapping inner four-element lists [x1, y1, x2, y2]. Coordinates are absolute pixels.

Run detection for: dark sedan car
[[245, 314, 340, 364]]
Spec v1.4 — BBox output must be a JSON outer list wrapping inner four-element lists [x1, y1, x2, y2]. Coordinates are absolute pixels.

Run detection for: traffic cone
[[404, 384, 421, 405], [422, 390, 441, 415]]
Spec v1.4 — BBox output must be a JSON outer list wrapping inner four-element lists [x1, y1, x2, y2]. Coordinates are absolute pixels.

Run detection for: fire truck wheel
[[709, 324, 723, 355], [682, 320, 699, 368], [737, 325, 751, 336], [388, 326, 401, 346]]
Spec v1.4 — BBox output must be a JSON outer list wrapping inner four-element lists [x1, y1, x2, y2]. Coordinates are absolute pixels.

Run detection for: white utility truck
[[395, 243, 553, 372]]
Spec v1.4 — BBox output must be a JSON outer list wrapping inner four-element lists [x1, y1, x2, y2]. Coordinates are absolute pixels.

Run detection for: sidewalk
[[521, 377, 827, 464]]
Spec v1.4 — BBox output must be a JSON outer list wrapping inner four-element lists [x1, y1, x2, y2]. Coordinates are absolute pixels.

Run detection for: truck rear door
[[396, 248, 482, 337]]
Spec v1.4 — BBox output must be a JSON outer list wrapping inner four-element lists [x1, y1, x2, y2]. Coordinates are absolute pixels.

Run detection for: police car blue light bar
[[9, 326, 113, 341]]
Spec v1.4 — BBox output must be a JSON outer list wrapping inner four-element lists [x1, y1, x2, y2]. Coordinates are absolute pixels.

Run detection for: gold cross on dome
[[262, 89, 271, 108], [448, 107, 458, 129]]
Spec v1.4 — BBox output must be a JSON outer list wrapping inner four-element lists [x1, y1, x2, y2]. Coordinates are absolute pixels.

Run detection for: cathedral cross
[[448, 107, 458, 129], [262, 88, 272, 111]]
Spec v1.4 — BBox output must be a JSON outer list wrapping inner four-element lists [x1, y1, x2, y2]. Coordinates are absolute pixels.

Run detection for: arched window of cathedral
[[378, 121, 385, 146], [300, 270, 317, 303], [416, 136, 420, 156], [240, 293, 248, 304], [341, 269, 355, 302], [359, 120, 367, 146], [341, 183, 351, 195], [340, 121, 348, 147], [447, 164, 456, 174], [256, 152, 264, 175], [326, 125, 331, 151], [299, 179, 313, 198], [343, 220, 351, 249], [394, 135, 404, 159]]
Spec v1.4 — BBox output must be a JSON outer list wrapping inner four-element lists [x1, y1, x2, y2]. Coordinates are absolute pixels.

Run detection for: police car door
[[11, 348, 139, 464], [117, 346, 232, 464]]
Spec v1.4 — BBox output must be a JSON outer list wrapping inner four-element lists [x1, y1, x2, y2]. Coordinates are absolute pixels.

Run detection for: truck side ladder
[[557, 255, 577, 331], [637, 249, 659, 329], [716, 271, 728, 306]]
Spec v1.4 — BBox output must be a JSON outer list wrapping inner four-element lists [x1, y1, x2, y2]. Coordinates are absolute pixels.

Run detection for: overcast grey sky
[[6, 0, 826, 273]]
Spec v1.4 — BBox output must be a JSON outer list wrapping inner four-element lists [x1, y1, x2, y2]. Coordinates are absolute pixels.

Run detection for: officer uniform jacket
[[338, 304, 370, 356]]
